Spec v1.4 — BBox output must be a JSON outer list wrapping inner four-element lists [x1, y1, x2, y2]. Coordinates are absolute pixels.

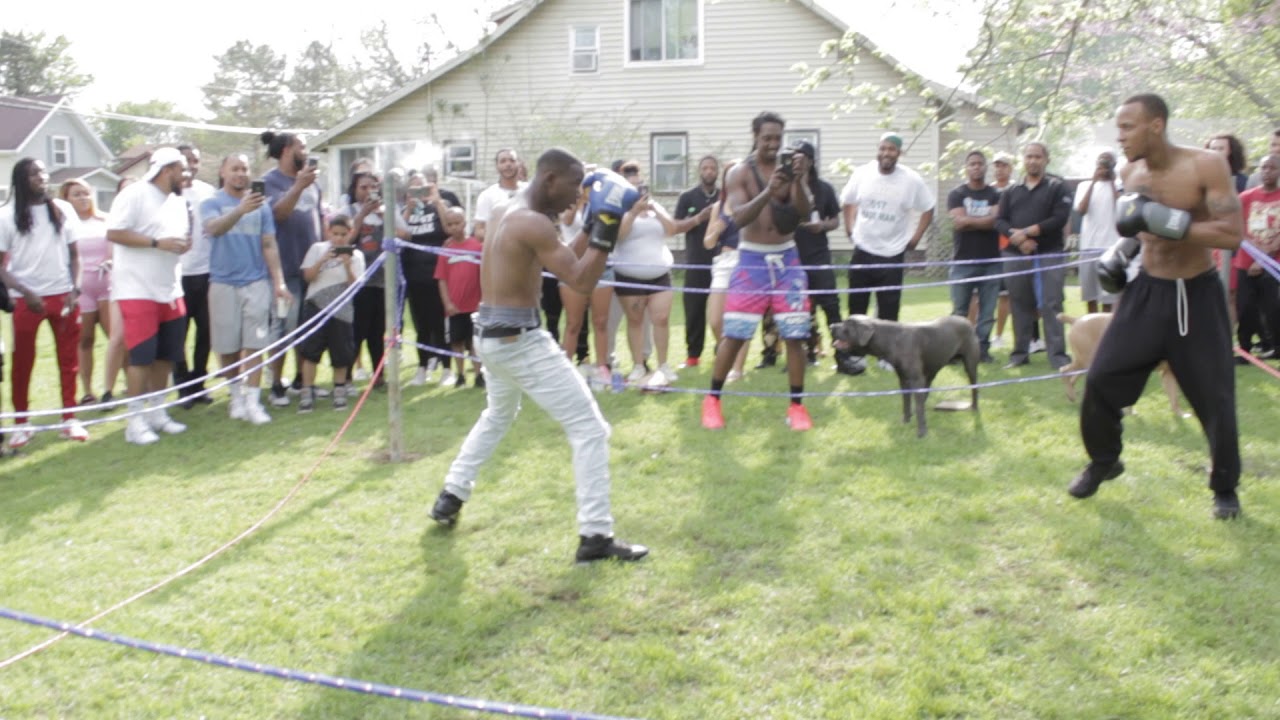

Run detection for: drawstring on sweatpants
[[1176, 277, 1188, 337]]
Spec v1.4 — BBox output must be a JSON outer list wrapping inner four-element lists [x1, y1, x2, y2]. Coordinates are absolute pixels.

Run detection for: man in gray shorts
[[200, 153, 290, 424]]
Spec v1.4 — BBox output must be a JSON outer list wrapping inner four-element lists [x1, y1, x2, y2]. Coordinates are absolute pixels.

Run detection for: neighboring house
[[0, 95, 121, 208], [112, 144, 158, 184], [312, 0, 1033, 247]]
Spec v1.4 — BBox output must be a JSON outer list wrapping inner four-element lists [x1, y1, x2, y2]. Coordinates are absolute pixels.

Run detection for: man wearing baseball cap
[[105, 147, 193, 445]]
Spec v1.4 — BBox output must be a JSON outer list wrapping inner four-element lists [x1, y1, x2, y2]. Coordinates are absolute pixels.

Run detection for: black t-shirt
[[947, 183, 1002, 261], [401, 189, 462, 282], [794, 178, 841, 266], [675, 185, 718, 264]]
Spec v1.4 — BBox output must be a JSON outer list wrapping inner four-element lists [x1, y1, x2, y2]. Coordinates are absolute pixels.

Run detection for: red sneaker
[[701, 395, 725, 430], [786, 403, 812, 431], [681, 357, 700, 368]]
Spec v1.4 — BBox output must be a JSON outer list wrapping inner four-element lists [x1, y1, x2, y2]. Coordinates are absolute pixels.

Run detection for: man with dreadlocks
[[0, 158, 87, 449]]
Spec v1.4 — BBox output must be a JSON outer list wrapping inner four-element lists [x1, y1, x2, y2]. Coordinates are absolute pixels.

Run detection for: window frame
[[443, 140, 478, 179], [51, 135, 71, 167], [623, 0, 704, 68], [650, 132, 689, 194], [570, 25, 600, 74]]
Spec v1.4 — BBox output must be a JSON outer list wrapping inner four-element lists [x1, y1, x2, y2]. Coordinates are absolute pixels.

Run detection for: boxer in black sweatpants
[[1080, 270, 1239, 496]]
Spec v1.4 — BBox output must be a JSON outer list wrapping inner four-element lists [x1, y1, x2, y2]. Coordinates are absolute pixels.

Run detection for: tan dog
[[1057, 312, 1188, 417]]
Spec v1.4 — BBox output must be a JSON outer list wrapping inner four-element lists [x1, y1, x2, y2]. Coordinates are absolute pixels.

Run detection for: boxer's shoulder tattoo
[[1208, 193, 1240, 217]]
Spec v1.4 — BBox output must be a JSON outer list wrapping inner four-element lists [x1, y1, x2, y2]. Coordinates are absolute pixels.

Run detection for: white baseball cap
[[144, 147, 188, 182]]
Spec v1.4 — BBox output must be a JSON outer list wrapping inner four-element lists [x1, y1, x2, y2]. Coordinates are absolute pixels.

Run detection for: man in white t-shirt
[[840, 132, 936, 328], [1074, 151, 1122, 312], [0, 157, 87, 448], [105, 147, 193, 446], [473, 148, 527, 241], [174, 144, 217, 407]]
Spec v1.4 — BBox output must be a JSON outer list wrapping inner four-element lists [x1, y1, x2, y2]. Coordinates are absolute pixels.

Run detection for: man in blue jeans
[[947, 150, 1002, 362]]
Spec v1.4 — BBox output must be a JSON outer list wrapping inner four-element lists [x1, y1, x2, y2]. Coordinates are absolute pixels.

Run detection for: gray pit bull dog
[[831, 315, 980, 438]]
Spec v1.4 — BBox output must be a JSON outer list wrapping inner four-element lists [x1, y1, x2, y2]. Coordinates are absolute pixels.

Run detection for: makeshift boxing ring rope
[[0, 608, 639, 720]]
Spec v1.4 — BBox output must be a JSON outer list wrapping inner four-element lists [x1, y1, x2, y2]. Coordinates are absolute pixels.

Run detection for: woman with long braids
[[0, 158, 89, 448]]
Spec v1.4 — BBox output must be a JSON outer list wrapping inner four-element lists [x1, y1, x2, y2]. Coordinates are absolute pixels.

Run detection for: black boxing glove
[[1115, 193, 1191, 240], [1097, 235, 1140, 294]]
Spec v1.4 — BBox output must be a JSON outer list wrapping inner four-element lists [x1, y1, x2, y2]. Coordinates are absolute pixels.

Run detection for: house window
[[628, 0, 700, 63], [51, 136, 71, 167], [571, 26, 599, 73], [651, 133, 688, 193], [783, 129, 820, 167], [444, 141, 477, 178]]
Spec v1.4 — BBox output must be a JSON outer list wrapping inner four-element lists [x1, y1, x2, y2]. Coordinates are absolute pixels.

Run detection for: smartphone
[[250, 180, 266, 196], [369, 192, 381, 204], [307, 157, 318, 169], [637, 184, 649, 196], [333, 245, 355, 255], [408, 186, 428, 200]]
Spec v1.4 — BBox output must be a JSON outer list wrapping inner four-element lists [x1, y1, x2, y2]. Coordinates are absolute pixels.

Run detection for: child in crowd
[[433, 207, 484, 388], [296, 215, 365, 411]]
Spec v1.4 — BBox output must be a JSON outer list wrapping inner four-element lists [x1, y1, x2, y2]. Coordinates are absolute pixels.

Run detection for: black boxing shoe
[[430, 491, 464, 528], [575, 535, 649, 563], [1068, 461, 1125, 499], [1213, 491, 1241, 520]]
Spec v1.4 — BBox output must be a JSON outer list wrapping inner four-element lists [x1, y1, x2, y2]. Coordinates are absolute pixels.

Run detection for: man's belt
[[476, 326, 536, 339]]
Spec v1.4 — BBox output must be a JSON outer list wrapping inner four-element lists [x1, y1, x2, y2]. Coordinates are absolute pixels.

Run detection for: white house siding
[[320, 0, 1023, 249]]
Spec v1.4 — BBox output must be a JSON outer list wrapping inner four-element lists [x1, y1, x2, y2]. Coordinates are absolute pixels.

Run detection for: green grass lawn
[[2, 281, 1279, 719]]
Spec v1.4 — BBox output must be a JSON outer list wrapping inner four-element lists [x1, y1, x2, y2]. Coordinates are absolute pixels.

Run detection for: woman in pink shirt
[[61, 179, 122, 404]]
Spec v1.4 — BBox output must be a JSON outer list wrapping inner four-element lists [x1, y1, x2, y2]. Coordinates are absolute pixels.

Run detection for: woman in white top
[[613, 161, 711, 386], [61, 179, 121, 405]]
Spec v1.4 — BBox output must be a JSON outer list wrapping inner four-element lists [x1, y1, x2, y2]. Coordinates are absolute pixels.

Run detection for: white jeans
[[443, 328, 614, 537]]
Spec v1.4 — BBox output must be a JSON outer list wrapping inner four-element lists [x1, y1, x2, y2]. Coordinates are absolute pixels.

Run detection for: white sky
[[8, 0, 979, 120]]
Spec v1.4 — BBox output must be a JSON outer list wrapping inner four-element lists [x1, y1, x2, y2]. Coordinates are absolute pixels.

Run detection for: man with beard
[[1069, 93, 1244, 520], [428, 149, 648, 563], [201, 153, 290, 425], [174, 144, 217, 407], [105, 147, 192, 445], [947, 150, 1001, 363], [839, 132, 936, 370], [674, 155, 720, 368], [260, 131, 321, 406], [995, 141, 1072, 370]]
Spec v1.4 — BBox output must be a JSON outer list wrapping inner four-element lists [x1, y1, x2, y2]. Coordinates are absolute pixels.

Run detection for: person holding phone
[[260, 130, 322, 407], [201, 153, 290, 425], [400, 169, 461, 385], [295, 215, 365, 412]]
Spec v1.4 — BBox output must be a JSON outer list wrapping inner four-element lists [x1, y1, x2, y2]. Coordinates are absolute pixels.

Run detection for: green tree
[[286, 42, 357, 130], [203, 40, 288, 129], [0, 30, 93, 97], [95, 100, 194, 155]]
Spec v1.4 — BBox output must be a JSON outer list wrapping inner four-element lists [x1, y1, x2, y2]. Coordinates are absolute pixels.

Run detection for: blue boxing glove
[[583, 170, 642, 252]]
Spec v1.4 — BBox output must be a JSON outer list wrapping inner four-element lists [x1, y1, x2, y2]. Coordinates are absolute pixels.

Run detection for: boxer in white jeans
[[429, 150, 649, 563]]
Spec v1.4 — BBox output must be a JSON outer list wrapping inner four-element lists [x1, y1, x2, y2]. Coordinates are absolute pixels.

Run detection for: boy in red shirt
[[433, 207, 484, 387], [1232, 154, 1280, 358]]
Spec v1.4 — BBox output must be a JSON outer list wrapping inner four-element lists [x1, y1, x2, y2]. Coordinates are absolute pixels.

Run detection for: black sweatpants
[[1081, 270, 1239, 494], [353, 285, 386, 375], [176, 272, 210, 393], [806, 267, 841, 352], [406, 278, 447, 368], [847, 247, 905, 321], [682, 267, 712, 360], [1235, 268, 1279, 352], [541, 274, 562, 342]]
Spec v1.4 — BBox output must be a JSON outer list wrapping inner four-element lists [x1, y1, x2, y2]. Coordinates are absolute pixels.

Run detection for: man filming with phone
[[201, 153, 290, 425]]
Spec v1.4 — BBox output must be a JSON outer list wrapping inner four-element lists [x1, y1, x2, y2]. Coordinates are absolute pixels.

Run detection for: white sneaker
[[60, 420, 90, 442], [244, 401, 272, 425], [408, 366, 428, 386], [440, 370, 457, 387], [1029, 338, 1046, 354], [313, 386, 331, 398], [7, 427, 35, 449], [229, 388, 247, 421], [353, 367, 371, 382], [658, 363, 678, 384], [877, 358, 894, 372], [726, 369, 744, 383], [125, 416, 159, 446], [146, 407, 187, 435], [991, 336, 1005, 349], [627, 366, 648, 385]]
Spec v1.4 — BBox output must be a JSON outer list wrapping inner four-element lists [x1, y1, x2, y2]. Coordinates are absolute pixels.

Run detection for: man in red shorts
[[106, 147, 193, 445]]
